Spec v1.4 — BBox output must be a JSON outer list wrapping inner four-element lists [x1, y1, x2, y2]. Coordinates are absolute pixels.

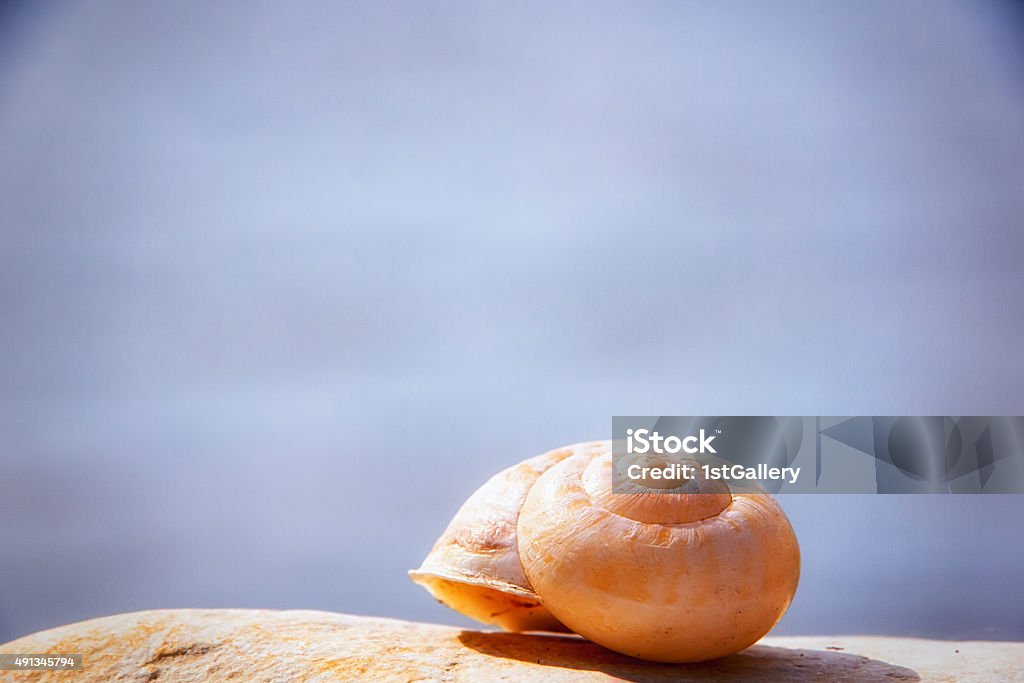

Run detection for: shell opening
[[409, 571, 569, 632]]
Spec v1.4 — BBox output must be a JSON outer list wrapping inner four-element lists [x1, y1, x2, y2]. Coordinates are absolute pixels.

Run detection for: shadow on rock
[[458, 631, 921, 682]]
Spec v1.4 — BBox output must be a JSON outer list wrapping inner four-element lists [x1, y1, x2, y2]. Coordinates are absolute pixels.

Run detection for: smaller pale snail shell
[[408, 443, 596, 632], [410, 441, 801, 663]]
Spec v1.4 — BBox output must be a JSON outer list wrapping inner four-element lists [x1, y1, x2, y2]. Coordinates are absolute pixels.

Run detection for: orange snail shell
[[410, 441, 800, 663]]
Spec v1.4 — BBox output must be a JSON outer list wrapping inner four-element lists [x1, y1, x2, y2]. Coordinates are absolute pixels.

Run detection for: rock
[[1, 610, 1020, 681]]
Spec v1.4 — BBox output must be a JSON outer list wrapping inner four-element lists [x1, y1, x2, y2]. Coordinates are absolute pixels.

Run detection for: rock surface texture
[[1, 610, 1020, 682]]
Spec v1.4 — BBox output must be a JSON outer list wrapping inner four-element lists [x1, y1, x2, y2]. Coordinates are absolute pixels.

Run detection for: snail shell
[[519, 444, 800, 662], [409, 442, 605, 632], [411, 440, 800, 663]]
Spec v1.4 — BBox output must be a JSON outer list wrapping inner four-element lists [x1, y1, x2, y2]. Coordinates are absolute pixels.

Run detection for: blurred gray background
[[2, 1, 1023, 644]]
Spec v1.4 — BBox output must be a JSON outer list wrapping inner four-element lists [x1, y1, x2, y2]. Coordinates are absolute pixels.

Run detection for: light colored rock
[[0, 610, 1020, 682]]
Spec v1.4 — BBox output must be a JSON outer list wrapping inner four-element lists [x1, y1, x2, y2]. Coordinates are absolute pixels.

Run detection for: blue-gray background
[[1, 1, 1023, 644]]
